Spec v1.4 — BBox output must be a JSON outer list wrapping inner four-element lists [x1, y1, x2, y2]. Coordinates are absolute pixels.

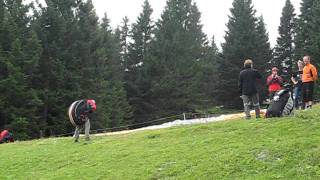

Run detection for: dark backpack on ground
[[265, 88, 294, 118]]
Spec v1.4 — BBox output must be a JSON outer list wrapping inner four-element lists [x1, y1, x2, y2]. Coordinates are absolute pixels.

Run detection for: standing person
[[302, 55, 318, 109], [68, 99, 97, 142], [291, 60, 304, 110], [239, 59, 262, 119], [267, 67, 283, 100]]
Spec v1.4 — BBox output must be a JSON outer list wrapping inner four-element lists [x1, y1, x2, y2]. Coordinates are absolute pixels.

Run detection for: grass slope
[[1, 107, 320, 179]]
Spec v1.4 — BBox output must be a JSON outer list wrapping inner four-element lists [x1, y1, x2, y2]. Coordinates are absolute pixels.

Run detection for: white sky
[[28, 0, 302, 48], [92, 0, 301, 48]]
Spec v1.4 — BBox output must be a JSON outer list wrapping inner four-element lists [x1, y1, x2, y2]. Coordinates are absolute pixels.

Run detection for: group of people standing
[[239, 55, 318, 119], [291, 56, 318, 110]]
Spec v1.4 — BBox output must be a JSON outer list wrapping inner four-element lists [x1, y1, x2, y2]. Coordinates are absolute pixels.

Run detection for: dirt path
[[93, 109, 266, 137]]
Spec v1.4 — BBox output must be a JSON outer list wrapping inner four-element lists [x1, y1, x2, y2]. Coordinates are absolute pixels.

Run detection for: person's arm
[[238, 73, 243, 94], [312, 66, 318, 81], [266, 75, 272, 85], [291, 76, 298, 84], [277, 76, 283, 84], [255, 70, 262, 79]]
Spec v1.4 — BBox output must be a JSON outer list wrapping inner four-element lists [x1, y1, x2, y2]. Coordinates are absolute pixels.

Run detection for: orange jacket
[[302, 64, 318, 82]]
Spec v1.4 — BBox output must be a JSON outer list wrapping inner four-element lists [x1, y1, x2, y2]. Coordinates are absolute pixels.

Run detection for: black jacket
[[239, 68, 262, 96]]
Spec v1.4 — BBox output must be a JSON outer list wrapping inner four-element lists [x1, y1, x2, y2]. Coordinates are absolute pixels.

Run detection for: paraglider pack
[[68, 99, 97, 126], [265, 84, 294, 118]]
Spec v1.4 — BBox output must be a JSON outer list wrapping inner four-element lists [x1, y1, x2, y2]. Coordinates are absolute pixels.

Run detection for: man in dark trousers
[[68, 99, 96, 142], [239, 59, 262, 119], [302, 55, 318, 109]]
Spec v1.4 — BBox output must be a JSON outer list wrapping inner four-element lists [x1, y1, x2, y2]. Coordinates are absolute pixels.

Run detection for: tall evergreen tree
[[309, 0, 320, 67], [0, 0, 42, 139], [255, 16, 272, 74], [255, 16, 272, 101], [145, 0, 208, 118], [119, 16, 130, 68], [295, 0, 315, 59], [32, 0, 80, 136], [273, 0, 296, 80], [199, 36, 221, 105], [126, 0, 154, 123], [219, 0, 271, 107], [100, 14, 132, 128]]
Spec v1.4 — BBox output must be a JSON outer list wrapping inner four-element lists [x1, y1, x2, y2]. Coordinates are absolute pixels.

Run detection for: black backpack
[[266, 89, 293, 118]]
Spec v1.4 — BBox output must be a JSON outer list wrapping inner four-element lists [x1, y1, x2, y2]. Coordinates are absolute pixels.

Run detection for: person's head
[[303, 55, 311, 65], [87, 99, 96, 113], [1, 130, 9, 136], [297, 60, 304, 69], [244, 59, 253, 69], [271, 67, 279, 75]]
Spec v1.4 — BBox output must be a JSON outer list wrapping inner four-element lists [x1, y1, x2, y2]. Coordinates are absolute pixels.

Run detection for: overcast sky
[[92, 0, 301, 48], [29, 0, 302, 48]]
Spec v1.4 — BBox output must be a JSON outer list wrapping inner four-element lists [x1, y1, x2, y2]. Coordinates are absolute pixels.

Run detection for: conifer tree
[[119, 16, 130, 68], [126, 0, 154, 123], [100, 14, 133, 128], [0, 0, 42, 139], [199, 36, 221, 105], [146, 0, 208, 118], [220, 0, 271, 107], [32, 0, 79, 136], [309, 0, 320, 66], [273, 0, 296, 80], [295, 0, 315, 59]]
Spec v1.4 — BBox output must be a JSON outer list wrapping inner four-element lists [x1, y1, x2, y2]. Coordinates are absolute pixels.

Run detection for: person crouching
[[68, 99, 96, 142], [0, 130, 14, 144]]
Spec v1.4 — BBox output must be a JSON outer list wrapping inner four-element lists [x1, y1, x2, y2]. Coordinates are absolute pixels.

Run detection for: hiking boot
[[74, 139, 79, 143]]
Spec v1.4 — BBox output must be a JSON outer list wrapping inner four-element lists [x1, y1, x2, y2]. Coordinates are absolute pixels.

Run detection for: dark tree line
[[0, 0, 319, 139]]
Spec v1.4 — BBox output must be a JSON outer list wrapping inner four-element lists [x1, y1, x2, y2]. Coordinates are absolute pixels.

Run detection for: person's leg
[[242, 95, 251, 119], [297, 86, 303, 109], [294, 87, 299, 110], [308, 82, 314, 108], [251, 93, 261, 118], [84, 118, 91, 141], [74, 125, 81, 142], [304, 82, 312, 109], [302, 83, 308, 109]]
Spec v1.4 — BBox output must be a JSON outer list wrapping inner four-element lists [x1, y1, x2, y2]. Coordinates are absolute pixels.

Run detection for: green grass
[[1, 107, 320, 179]]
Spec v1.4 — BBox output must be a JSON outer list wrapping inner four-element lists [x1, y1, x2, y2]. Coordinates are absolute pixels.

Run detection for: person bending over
[[68, 99, 96, 142]]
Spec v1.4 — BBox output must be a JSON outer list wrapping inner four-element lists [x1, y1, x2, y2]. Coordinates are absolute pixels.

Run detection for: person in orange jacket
[[267, 67, 283, 100], [302, 55, 318, 109]]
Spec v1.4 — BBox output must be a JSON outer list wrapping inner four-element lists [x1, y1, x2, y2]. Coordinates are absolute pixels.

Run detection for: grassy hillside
[[1, 107, 320, 179]]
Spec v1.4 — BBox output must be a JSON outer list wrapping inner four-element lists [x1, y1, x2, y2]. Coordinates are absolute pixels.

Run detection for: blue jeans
[[294, 86, 302, 109]]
